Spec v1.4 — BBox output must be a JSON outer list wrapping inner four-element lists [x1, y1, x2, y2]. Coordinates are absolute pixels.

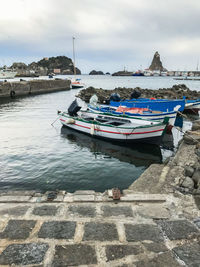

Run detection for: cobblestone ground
[[0, 191, 199, 266]]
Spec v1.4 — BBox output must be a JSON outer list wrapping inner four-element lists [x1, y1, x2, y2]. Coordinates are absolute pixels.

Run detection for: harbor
[[0, 75, 199, 192], [0, 123, 199, 265], [1, 0, 200, 265], [0, 75, 200, 265]]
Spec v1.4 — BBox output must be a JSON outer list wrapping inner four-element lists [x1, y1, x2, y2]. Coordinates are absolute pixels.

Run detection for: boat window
[[96, 118, 107, 123], [97, 115, 131, 123], [107, 121, 125, 126], [83, 117, 95, 121]]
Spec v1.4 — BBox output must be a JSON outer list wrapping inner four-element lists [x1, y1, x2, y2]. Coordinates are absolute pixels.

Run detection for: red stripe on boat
[[60, 119, 164, 135]]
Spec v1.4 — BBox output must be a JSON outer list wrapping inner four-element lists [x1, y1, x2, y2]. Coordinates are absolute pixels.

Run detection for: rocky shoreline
[[128, 120, 200, 196], [77, 84, 200, 103]]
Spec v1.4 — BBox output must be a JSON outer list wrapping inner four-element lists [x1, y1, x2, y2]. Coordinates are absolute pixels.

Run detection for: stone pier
[[0, 189, 199, 266], [0, 79, 71, 98]]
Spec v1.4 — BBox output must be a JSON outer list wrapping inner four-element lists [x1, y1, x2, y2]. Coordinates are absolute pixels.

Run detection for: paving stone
[[83, 222, 118, 241], [173, 242, 200, 266], [73, 194, 95, 202], [101, 205, 133, 217], [136, 204, 170, 219], [0, 190, 36, 196], [135, 251, 181, 267], [120, 194, 166, 202], [63, 194, 73, 202], [125, 224, 164, 242], [74, 190, 96, 195], [157, 220, 199, 240], [0, 206, 30, 216], [0, 220, 36, 239], [0, 243, 49, 265], [52, 244, 97, 266], [0, 195, 31, 202], [38, 221, 76, 239], [105, 245, 143, 261], [142, 242, 168, 253], [68, 205, 96, 217], [32, 205, 58, 216]]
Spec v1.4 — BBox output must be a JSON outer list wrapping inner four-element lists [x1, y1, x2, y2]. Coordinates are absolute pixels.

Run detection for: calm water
[[0, 75, 199, 192]]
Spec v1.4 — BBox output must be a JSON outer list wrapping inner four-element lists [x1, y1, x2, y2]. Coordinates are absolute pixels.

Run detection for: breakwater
[[78, 84, 200, 103], [0, 79, 71, 98]]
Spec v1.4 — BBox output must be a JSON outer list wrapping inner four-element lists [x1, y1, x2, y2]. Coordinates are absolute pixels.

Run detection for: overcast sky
[[0, 0, 199, 73]]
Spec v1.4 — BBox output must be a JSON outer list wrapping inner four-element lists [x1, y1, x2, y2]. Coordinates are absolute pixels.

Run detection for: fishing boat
[[184, 99, 200, 114], [87, 104, 179, 126], [0, 69, 17, 79], [71, 79, 84, 89], [59, 100, 169, 145], [71, 37, 84, 89], [109, 98, 185, 112]]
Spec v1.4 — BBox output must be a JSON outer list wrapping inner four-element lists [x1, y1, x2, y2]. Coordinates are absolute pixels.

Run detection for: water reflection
[[61, 126, 163, 167]]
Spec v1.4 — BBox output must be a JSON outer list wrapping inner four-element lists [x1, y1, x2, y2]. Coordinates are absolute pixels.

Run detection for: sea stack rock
[[89, 70, 104, 75], [149, 51, 167, 71]]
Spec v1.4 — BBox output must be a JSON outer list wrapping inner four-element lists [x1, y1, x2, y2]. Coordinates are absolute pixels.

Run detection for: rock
[[181, 177, 194, 189], [183, 132, 200, 145], [77, 84, 200, 103], [193, 217, 200, 228], [89, 70, 104, 75], [9, 56, 81, 77], [193, 188, 200, 195], [192, 169, 200, 186], [112, 71, 133, 76], [192, 120, 200, 131], [185, 166, 195, 177], [195, 148, 200, 157], [149, 51, 167, 71], [167, 166, 185, 186]]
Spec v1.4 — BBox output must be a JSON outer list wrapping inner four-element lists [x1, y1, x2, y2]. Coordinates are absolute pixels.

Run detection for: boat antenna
[[72, 36, 76, 80]]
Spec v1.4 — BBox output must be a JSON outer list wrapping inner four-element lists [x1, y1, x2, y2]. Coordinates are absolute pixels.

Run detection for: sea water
[[0, 75, 199, 192]]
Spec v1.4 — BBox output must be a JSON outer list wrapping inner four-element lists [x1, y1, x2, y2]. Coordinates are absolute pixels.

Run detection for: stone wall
[[0, 79, 71, 98], [128, 120, 200, 196]]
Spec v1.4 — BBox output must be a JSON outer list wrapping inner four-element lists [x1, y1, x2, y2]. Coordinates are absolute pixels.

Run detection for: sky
[[0, 0, 200, 73]]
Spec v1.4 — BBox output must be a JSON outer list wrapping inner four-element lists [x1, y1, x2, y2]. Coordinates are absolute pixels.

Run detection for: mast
[[196, 58, 199, 71], [72, 37, 76, 79]]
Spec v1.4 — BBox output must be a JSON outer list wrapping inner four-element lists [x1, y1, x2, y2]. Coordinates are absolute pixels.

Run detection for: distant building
[[53, 69, 61, 74], [44, 57, 49, 61]]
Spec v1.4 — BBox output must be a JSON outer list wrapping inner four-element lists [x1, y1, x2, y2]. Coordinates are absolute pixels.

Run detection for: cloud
[[0, 0, 199, 72]]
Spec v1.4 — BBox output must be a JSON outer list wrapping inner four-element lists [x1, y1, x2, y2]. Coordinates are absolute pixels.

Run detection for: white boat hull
[[87, 107, 177, 126], [185, 101, 200, 111], [0, 71, 17, 79], [60, 113, 167, 145], [71, 83, 84, 89]]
